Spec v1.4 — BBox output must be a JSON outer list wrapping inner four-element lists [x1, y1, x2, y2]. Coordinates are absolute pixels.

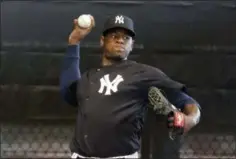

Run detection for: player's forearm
[[183, 104, 201, 132], [59, 44, 81, 105], [60, 44, 81, 89]]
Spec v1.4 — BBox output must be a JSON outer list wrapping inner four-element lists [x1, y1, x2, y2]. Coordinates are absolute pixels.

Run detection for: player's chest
[[77, 68, 144, 98]]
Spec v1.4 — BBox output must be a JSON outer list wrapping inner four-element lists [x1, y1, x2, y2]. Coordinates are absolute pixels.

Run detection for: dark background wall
[[0, 0, 236, 158]]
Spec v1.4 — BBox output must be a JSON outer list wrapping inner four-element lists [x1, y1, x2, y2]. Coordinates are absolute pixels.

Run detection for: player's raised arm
[[59, 15, 95, 106]]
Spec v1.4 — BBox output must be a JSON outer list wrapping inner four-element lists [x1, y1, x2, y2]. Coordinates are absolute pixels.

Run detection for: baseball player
[[59, 14, 201, 159]]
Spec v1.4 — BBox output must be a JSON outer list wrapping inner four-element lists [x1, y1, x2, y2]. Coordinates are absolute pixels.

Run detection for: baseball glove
[[148, 86, 185, 139]]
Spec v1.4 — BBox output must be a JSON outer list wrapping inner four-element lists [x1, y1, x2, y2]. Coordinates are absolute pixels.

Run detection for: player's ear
[[100, 36, 104, 47], [130, 39, 135, 52]]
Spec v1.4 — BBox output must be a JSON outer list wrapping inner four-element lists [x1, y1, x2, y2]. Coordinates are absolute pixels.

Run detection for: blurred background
[[0, 0, 236, 158]]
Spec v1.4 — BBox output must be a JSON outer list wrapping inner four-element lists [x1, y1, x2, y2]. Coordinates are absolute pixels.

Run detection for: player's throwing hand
[[68, 14, 95, 45]]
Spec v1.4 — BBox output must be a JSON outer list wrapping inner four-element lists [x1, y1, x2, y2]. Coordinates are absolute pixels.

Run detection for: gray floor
[[1, 124, 235, 158]]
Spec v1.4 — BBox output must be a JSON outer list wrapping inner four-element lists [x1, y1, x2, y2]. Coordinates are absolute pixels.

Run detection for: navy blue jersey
[[60, 44, 198, 157]]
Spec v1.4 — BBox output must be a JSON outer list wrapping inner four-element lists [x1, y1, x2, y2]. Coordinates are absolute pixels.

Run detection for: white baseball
[[77, 14, 92, 28]]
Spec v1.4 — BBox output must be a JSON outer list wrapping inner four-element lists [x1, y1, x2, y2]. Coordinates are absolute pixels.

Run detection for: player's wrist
[[68, 37, 81, 45], [183, 114, 199, 133], [186, 110, 200, 125]]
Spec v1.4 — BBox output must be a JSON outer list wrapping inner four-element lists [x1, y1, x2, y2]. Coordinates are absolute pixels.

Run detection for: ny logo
[[115, 15, 124, 24], [98, 74, 124, 95], [71, 153, 79, 159]]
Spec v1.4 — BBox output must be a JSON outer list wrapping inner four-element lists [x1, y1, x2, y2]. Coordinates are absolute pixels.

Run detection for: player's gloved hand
[[167, 111, 185, 135], [167, 111, 195, 135], [68, 15, 95, 45]]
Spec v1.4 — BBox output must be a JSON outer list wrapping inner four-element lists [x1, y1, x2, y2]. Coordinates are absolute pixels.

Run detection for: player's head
[[100, 14, 135, 61]]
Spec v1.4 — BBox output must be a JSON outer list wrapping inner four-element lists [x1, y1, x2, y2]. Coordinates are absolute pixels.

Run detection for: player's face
[[100, 28, 134, 60]]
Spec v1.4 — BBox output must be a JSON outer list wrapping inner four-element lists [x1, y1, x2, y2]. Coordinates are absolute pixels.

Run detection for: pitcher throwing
[[59, 14, 201, 159]]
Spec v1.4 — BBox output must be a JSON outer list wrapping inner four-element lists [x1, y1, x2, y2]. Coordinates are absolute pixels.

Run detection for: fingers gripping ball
[[77, 14, 92, 28]]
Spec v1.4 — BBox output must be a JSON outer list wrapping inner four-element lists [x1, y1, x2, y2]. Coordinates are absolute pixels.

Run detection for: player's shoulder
[[132, 61, 166, 75]]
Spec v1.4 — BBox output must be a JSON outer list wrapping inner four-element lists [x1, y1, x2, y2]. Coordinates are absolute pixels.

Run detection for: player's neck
[[101, 55, 124, 67]]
